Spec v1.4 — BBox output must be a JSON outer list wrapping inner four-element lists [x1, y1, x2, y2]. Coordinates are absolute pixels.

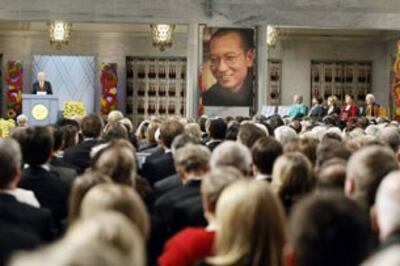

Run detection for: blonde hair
[[11, 212, 144, 266], [92, 140, 137, 186], [208, 179, 287, 266], [68, 170, 112, 225], [174, 144, 211, 174], [80, 183, 150, 239], [272, 152, 315, 209], [185, 123, 202, 142], [107, 110, 124, 124]]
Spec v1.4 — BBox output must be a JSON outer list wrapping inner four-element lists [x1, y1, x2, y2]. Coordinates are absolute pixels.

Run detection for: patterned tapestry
[[32, 56, 96, 113], [393, 41, 400, 119], [100, 63, 118, 115], [6, 61, 23, 119]]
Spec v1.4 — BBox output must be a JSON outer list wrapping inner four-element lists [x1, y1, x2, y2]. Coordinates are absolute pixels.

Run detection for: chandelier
[[47, 21, 72, 49], [267, 26, 279, 47], [150, 24, 175, 51]]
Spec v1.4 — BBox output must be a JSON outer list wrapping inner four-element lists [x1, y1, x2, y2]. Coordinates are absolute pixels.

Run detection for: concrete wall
[[268, 37, 391, 107]]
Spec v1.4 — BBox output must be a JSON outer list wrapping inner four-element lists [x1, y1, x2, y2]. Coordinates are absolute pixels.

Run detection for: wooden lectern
[[22, 94, 59, 126]]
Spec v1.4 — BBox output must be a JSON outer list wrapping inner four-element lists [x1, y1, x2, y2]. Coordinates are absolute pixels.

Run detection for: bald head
[[376, 171, 400, 240]]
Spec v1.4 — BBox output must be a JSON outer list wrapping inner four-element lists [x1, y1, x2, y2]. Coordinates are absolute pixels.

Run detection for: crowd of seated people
[[1, 95, 400, 265]]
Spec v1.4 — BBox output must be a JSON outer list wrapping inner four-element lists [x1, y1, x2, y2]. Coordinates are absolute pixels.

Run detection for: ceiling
[[0, 0, 399, 30]]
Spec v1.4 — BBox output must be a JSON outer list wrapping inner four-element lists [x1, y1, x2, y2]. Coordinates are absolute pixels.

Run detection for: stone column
[[186, 23, 199, 118], [256, 25, 268, 114]]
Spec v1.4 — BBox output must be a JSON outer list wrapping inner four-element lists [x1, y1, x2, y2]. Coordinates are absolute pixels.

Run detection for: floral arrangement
[[0, 118, 15, 138], [64, 101, 86, 119], [100, 63, 118, 115], [393, 41, 400, 117], [6, 61, 23, 119]]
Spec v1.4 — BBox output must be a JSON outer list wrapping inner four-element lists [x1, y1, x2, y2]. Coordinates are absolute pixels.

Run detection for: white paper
[[37, 91, 47, 96]]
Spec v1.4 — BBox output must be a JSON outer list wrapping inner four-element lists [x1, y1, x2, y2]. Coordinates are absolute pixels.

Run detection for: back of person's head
[[201, 167, 244, 215], [346, 145, 398, 209], [11, 211, 145, 266], [274, 126, 298, 145], [102, 122, 129, 142], [290, 120, 302, 134], [145, 121, 160, 145], [81, 183, 149, 239], [92, 140, 137, 186], [16, 114, 28, 127], [376, 171, 400, 240], [316, 139, 351, 168], [317, 158, 347, 190], [170, 133, 199, 153], [13, 126, 53, 165], [0, 138, 22, 189], [287, 191, 370, 266], [68, 170, 112, 225], [61, 124, 78, 150], [207, 118, 227, 140], [378, 126, 400, 153], [272, 152, 315, 211], [210, 141, 252, 176], [285, 138, 319, 167], [174, 144, 210, 176], [363, 246, 400, 266], [197, 115, 208, 133], [107, 110, 124, 124], [237, 123, 267, 148], [81, 114, 103, 138], [209, 179, 287, 266], [159, 119, 184, 149], [251, 136, 283, 176], [119, 118, 134, 134], [51, 126, 64, 152], [184, 123, 202, 142], [268, 115, 284, 132], [225, 122, 240, 141], [56, 118, 80, 130]]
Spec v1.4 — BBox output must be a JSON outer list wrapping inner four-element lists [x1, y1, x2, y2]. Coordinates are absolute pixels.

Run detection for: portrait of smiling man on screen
[[202, 28, 255, 107]]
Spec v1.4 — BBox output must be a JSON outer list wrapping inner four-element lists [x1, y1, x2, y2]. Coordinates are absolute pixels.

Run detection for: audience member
[[237, 122, 267, 148], [274, 126, 298, 145], [251, 136, 283, 182], [205, 118, 226, 151], [210, 141, 252, 176], [284, 191, 371, 266], [317, 158, 347, 190], [288, 94, 307, 118], [204, 179, 287, 266]]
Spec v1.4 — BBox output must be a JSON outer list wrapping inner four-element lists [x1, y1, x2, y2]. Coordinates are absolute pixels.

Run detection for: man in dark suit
[[0, 138, 55, 242], [154, 144, 211, 235], [13, 127, 69, 231], [32, 71, 53, 95], [205, 118, 226, 152], [64, 114, 103, 174], [140, 119, 184, 185]]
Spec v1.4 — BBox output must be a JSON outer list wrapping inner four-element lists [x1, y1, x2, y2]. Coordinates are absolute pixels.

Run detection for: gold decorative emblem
[[32, 104, 49, 121]]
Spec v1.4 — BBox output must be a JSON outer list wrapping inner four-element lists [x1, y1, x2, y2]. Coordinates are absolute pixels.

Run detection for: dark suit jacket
[[0, 193, 54, 241], [141, 152, 176, 186], [171, 195, 206, 234], [0, 221, 40, 266], [154, 174, 182, 199], [63, 139, 98, 174], [206, 140, 223, 152], [32, 81, 53, 95], [18, 166, 69, 229], [50, 165, 77, 187], [154, 179, 201, 232]]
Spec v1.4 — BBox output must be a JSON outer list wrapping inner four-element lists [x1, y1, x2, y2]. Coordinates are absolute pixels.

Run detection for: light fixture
[[150, 24, 175, 51], [47, 21, 72, 49], [267, 26, 279, 47]]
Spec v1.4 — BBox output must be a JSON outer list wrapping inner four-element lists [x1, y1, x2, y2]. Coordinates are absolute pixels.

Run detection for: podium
[[22, 94, 59, 126]]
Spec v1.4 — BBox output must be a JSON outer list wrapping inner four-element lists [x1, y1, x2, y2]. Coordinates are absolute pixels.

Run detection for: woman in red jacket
[[340, 94, 359, 122]]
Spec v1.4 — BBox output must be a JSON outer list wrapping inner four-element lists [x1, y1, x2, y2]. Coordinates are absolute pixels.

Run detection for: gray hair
[[346, 145, 398, 208], [210, 141, 252, 176], [0, 138, 22, 189], [274, 126, 298, 145], [174, 144, 211, 173]]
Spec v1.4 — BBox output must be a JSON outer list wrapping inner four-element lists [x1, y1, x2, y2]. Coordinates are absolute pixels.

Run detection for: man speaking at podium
[[32, 71, 53, 95]]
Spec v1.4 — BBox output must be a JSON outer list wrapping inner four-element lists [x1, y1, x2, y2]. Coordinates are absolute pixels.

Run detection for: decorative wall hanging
[[100, 63, 118, 115], [6, 61, 23, 119]]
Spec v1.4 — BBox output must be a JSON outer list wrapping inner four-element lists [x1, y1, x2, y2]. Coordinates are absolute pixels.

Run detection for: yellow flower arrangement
[[64, 101, 86, 119], [0, 119, 16, 138]]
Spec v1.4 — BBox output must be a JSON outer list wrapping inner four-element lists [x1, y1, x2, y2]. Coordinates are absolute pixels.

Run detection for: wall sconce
[[267, 26, 279, 47], [150, 24, 175, 51], [47, 21, 72, 49]]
